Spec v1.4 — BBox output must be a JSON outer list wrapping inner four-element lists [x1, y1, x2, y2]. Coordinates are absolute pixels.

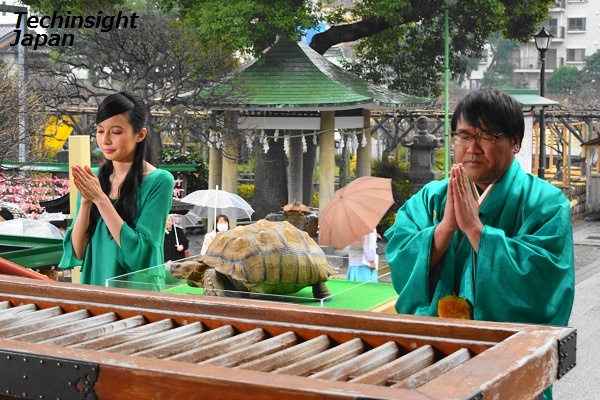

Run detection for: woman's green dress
[[59, 169, 174, 289]]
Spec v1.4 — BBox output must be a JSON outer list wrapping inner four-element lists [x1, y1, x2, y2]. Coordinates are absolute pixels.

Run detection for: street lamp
[[534, 26, 552, 179], [443, 0, 457, 178]]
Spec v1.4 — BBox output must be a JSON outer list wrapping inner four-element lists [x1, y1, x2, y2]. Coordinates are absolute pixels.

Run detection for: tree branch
[[309, 16, 395, 55]]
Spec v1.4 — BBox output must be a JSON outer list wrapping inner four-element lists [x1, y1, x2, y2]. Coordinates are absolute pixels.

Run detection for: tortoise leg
[[312, 282, 332, 299], [202, 269, 226, 297]]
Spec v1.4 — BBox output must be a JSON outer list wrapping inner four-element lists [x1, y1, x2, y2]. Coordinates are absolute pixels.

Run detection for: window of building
[[479, 52, 489, 64], [548, 19, 558, 37], [567, 18, 586, 31], [546, 49, 559, 69], [470, 80, 482, 90], [567, 48, 585, 62]]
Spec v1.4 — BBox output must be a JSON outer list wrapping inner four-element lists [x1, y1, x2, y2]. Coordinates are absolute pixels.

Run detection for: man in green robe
[[385, 88, 574, 399]]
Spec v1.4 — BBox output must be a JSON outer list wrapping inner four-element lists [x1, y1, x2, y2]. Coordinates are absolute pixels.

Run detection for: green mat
[[163, 279, 398, 311]]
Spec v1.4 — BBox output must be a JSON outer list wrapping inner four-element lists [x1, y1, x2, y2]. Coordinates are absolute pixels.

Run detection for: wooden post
[[206, 146, 222, 232], [221, 111, 239, 228], [68, 135, 90, 284], [288, 132, 303, 204], [356, 109, 372, 177], [319, 111, 335, 214]]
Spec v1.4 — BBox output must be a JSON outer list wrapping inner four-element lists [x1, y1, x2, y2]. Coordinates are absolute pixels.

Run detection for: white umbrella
[[181, 188, 254, 221], [0, 218, 64, 239]]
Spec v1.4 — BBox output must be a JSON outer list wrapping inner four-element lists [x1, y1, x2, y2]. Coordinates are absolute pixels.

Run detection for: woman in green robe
[[59, 92, 174, 288], [385, 88, 574, 400]]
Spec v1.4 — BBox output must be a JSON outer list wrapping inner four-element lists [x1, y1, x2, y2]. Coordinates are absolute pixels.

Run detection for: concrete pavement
[[553, 219, 600, 399]]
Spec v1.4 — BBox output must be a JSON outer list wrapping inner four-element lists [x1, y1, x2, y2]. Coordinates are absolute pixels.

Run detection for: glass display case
[[106, 260, 398, 311]]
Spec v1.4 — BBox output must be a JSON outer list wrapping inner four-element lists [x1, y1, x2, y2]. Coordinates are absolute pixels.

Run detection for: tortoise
[[170, 219, 338, 299]]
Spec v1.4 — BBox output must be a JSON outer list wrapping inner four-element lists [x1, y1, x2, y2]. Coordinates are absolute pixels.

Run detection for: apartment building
[[468, 0, 600, 90]]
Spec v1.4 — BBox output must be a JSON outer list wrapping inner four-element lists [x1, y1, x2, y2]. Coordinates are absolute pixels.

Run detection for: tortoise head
[[170, 258, 212, 282]]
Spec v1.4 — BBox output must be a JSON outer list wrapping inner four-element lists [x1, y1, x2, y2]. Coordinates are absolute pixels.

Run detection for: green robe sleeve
[[118, 169, 174, 274], [58, 193, 83, 269], [473, 178, 574, 326], [384, 180, 448, 316]]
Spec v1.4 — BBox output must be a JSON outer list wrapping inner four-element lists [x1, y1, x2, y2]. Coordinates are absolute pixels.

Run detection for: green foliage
[[160, 148, 208, 193], [159, 0, 320, 57], [579, 50, 600, 87], [25, 0, 125, 14], [482, 35, 528, 89], [237, 183, 255, 203], [157, 0, 554, 98], [371, 158, 412, 235], [91, 149, 103, 165], [238, 158, 255, 174], [547, 66, 580, 95], [339, 0, 552, 97], [434, 147, 447, 175], [342, 24, 454, 97]]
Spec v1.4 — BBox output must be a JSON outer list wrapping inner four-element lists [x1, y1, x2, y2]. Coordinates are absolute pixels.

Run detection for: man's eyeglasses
[[451, 131, 505, 145]]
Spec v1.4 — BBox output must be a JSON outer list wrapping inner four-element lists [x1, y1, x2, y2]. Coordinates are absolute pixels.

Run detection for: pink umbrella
[[318, 176, 394, 249]]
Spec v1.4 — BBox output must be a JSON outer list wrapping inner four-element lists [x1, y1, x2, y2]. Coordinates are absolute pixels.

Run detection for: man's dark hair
[[451, 87, 525, 143]]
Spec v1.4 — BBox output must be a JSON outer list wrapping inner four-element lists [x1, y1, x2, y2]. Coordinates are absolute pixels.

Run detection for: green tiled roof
[[231, 37, 432, 110], [503, 89, 559, 107]]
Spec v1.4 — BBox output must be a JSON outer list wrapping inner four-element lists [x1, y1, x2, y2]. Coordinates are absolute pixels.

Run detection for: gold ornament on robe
[[438, 294, 473, 319]]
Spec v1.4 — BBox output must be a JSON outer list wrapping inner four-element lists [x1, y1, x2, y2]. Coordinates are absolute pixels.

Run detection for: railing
[[510, 56, 564, 71], [0, 275, 577, 400], [548, 26, 566, 39]]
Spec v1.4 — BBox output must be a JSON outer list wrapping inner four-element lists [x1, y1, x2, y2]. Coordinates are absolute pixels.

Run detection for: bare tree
[[26, 10, 245, 152], [0, 64, 47, 170]]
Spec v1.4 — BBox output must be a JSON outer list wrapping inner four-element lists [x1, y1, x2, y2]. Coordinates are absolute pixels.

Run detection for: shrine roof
[[227, 37, 432, 111]]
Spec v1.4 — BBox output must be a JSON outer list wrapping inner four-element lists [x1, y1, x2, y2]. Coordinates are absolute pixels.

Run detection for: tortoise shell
[[175, 219, 337, 296]]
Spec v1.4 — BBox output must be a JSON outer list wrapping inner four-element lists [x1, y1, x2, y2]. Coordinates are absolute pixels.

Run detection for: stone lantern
[[401, 116, 444, 194]]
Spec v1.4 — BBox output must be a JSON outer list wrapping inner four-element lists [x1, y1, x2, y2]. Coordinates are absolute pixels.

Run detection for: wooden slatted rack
[[0, 275, 576, 400]]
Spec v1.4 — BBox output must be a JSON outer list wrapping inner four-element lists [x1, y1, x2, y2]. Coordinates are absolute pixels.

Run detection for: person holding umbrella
[[200, 214, 229, 255], [346, 228, 378, 282], [164, 215, 189, 261]]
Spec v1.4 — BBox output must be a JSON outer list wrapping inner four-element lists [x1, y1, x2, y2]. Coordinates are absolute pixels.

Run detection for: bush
[[161, 148, 208, 194], [237, 183, 254, 203]]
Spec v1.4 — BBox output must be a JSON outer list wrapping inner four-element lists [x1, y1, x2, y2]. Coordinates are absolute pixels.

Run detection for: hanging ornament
[[302, 136, 307, 153], [352, 134, 359, 152], [246, 135, 253, 151], [284, 135, 289, 155], [274, 129, 279, 142], [262, 135, 270, 154], [313, 131, 317, 146], [361, 131, 368, 147]]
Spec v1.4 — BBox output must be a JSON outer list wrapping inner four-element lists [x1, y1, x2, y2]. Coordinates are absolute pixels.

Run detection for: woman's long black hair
[[88, 91, 157, 237]]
